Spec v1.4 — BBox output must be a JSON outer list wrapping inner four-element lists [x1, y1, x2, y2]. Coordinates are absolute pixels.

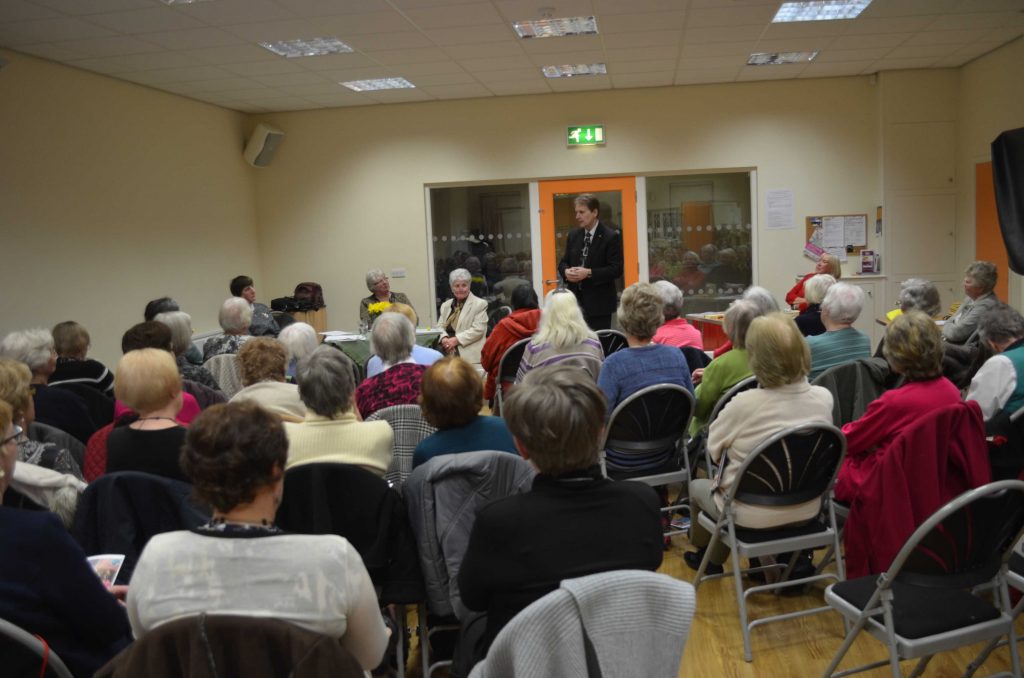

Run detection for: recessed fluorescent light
[[772, 0, 872, 23], [542, 63, 607, 78], [747, 51, 819, 65], [514, 16, 598, 39], [260, 37, 353, 58], [341, 77, 416, 92]]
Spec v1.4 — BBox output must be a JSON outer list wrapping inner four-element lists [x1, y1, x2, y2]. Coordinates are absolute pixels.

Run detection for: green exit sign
[[567, 125, 605, 146]]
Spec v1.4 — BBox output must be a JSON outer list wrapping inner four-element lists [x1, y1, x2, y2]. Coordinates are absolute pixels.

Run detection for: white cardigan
[[438, 292, 489, 367]]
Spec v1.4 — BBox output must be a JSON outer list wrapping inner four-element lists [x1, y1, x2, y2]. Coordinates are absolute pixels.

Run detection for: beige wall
[[957, 38, 1024, 306], [0, 49, 262, 367], [255, 76, 880, 328]]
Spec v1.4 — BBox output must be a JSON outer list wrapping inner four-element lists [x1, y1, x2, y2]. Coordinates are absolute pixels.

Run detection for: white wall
[[0, 49, 263, 367], [254, 76, 880, 329]]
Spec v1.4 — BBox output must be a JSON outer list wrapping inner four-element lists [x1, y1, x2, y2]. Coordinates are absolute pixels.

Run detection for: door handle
[[544, 279, 559, 285]]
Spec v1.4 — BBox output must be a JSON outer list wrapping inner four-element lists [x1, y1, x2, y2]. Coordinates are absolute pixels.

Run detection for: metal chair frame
[[596, 329, 628, 358], [692, 422, 848, 662], [822, 480, 1024, 678], [493, 337, 531, 416], [0, 617, 74, 678]]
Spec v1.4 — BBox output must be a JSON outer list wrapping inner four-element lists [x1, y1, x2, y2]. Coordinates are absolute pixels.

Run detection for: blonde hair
[[52, 321, 90, 357], [533, 290, 596, 348], [883, 311, 943, 381], [0, 359, 32, 421], [114, 348, 181, 413], [746, 313, 810, 388], [617, 283, 664, 340], [387, 302, 418, 326], [821, 254, 842, 279]]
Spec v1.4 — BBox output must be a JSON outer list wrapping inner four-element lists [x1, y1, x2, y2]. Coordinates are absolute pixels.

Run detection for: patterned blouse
[[176, 355, 222, 392], [202, 334, 250, 363], [355, 363, 427, 419], [18, 438, 84, 480]]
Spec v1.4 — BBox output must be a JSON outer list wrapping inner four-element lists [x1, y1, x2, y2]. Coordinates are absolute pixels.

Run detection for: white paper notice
[[765, 189, 794, 230], [822, 216, 845, 248], [844, 215, 867, 247]]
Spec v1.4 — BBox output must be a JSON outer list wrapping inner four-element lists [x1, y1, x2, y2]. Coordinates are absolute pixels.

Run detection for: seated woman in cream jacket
[[437, 268, 489, 369]]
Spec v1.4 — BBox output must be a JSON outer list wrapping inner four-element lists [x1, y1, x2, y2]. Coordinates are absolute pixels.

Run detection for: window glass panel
[[645, 173, 753, 314], [429, 184, 531, 320]]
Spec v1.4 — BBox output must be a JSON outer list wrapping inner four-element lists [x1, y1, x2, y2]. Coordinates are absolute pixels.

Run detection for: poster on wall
[[765, 189, 795, 230], [803, 213, 869, 263]]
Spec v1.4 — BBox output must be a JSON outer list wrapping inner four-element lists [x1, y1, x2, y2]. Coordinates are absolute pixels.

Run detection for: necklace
[[201, 516, 281, 534], [130, 416, 178, 430]]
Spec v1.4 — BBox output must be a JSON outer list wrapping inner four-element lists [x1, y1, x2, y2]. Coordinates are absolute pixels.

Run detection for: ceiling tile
[[760, 20, 848, 40], [604, 45, 679, 61], [830, 33, 913, 50], [492, 0, 593, 22], [345, 31, 436, 51], [131, 64, 239, 83], [955, 0, 1024, 11], [240, 95, 321, 108], [145, 27, 246, 50], [420, 81, 491, 98], [931, 11, 1022, 30], [70, 51, 204, 74], [545, 74, 611, 91], [389, 0, 486, 8], [686, 5, 778, 28], [176, 0, 297, 26], [680, 40, 759, 57], [678, 55, 748, 70], [953, 40, 1010, 58], [601, 58, 675, 74], [683, 24, 766, 45], [886, 43, 960, 58], [304, 92, 377, 107], [814, 47, 893, 62], [403, 70, 476, 85], [482, 79, 550, 95], [930, 54, 971, 67], [54, 35, 165, 58], [516, 34, 603, 54], [736, 63, 808, 80], [86, 8, 207, 34], [402, 4, 505, 29], [182, 76, 266, 92], [843, 16, 940, 35], [593, 0, 686, 14], [478, 66, 544, 81], [800, 60, 878, 77], [294, 52, 383, 71], [599, 11, 687, 33], [459, 54, 535, 71], [423, 24, 516, 46], [674, 67, 742, 85], [0, 16, 114, 45], [363, 88, 433, 102], [223, 19, 322, 43], [312, 11, 417, 35], [0, 1, 60, 22], [276, 0, 394, 17], [377, 59, 466, 75], [603, 30, 682, 50], [872, 56, 941, 69], [29, 0, 155, 15], [275, 82, 350, 96], [369, 46, 451, 64], [610, 71, 674, 88], [319, 65, 394, 80], [252, 71, 333, 86], [753, 37, 834, 54], [903, 28, 993, 45], [182, 44, 278, 65], [443, 40, 524, 58], [12, 42, 89, 60], [222, 59, 309, 77], [861, 0, 958, 18]]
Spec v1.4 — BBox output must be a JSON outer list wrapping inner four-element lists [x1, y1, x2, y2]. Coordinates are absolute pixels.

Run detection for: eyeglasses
[[2, 425, 23, 446]]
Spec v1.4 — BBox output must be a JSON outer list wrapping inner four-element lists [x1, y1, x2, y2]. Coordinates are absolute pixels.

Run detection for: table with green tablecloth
[[323, 329, 442, 380]]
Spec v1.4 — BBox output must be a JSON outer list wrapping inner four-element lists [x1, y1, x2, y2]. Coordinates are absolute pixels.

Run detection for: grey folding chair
[[697, 375, 758, 477], [493, 337, 530, 416], [366, 404, 437, 489], [823, 480, 1024, 678], [601, 383, 695, 538], [0, 617, 74, 678], [596, 329, 628, 357], [692, 422, 847, 662]]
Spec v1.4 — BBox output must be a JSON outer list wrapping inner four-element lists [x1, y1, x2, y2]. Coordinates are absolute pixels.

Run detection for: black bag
[[293, 282, 325, 309], [271, 296, 301, 312]]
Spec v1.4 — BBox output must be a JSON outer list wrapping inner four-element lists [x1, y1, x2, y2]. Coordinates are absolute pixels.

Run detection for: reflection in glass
[[646, 173, 752, 314]]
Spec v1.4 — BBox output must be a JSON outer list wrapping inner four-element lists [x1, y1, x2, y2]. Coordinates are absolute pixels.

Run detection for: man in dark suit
[[557, 193, 624, 330]]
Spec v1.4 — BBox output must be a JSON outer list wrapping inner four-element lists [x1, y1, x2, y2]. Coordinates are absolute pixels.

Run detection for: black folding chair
[[0, 617, 74, 678], [680, 345, 711, 375], [602, 383, 695, 537], [692, 422, 847, 662], [823, 480, 1024, 678], [693, 375, 758, 476], [493, 337, 530, 416], [596, 329, 628, 357]]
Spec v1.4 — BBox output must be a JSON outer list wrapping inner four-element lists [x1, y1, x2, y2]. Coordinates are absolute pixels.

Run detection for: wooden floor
[[403, 534, 1022, 677]]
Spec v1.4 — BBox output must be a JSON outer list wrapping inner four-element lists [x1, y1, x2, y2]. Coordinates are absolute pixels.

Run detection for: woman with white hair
[[807, 282, 871, 379], [967, 302, 1024, 420], [651, 280, 703, 349], [943, 260, 1000, 344], [437, 267, 489, 369], [710, 285, 780, 359], [355, 312, 427, 419], [278, 321, 319, 381], [154, 311, 222, 392], [0, 329, 97, 444], [360, 268, 414, 326], [202, 297, 253, 362], [794, 274, 836, 337], [515, 289, 603, 383]]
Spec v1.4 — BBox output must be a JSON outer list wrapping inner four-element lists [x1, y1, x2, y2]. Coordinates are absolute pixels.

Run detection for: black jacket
[[557, 222, 624, 316]]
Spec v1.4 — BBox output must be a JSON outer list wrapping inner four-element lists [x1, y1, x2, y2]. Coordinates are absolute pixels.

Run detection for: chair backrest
[[365, 404, 437, 488], [497, 337, 531, 385], [0, 617, 74, 678], [603, 384, 695, 472], [811, 357, 894, 427], [50, 382, 114, 428], [276, 462, 424, 604], [987, 404, 1024, 480], [729, 422, 846, 508], [70, 471, 210, 584], [596, 329, 628, 357], [469, 570, 696, 678], [202, 354, 243, 398], [680, 346, 711, 374], [887, 480, 1024, 590], [94, 613, 364, 678], [706, 375, 757, 429]]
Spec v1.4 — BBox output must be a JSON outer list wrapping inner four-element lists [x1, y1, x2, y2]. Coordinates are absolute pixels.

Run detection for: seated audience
[[0, 328, 97, 444], [48, 321, 114, 395], [106, 349, 189, 483], [807, 282, 871, 379], [943, 260, 999, 344], [835, 311, 960, 502], [704, 247, 747, 290], [145, 296, 203, 365], [356, 313, 427, 419], [967, 302, 1024, 420], [361, 268, 414, 327], [457, 365, 663, 666], [598, 282, 693, 415], [118, 322, 202, 424], [366, 303, 443, 378], [202, 297, 253, 362], [697, 243, 719, 274], [689, 299, 759, 435], [480, 285, 541, 403], [515, 290, 603, 383], [154, 310, 222, 392], [438, 268, 489, 370], [278, 321, 320, 381], [786, 252, 842, 312], [491, 257, 531, 302], [0, 358, 83, 479], [711, 285, 780, 358], [230, 338, 306, 422], [285, 346, 393, 476], [684, 313, 833, 573], [127, 402, 388, 671], [875, 278, 942, 357], [231, 274, 279, 337], [0, 400, 131, 677], [674, 251, 705, 293], [651, 280, 702, 349], [794, 274, 835, 337], [413, 357, 517, 468]]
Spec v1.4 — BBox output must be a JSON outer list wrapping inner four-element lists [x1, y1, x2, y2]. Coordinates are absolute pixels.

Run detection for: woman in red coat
[[785, 253, 841, 312], [480, 285, 541, 403]]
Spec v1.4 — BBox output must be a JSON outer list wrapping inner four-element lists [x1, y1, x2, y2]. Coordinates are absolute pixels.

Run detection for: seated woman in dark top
[[0, 399, 132, 677], [794, 273, 835, 337], [106, 348, 188, 483]]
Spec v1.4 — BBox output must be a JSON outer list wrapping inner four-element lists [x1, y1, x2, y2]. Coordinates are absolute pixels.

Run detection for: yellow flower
[[367, 301, 392, 317]]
